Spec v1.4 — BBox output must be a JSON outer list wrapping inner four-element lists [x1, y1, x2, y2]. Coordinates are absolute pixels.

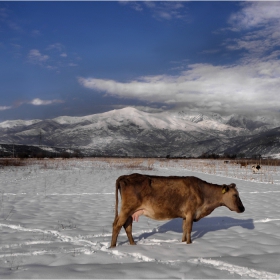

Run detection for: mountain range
[[0, 107, 279, 158]]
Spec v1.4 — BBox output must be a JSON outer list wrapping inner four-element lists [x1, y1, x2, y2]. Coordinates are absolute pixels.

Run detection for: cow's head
[[221, 183, 245, 213]]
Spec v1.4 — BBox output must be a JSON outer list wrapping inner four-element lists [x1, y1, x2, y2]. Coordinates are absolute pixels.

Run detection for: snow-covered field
[[0, 158, 280, 279]]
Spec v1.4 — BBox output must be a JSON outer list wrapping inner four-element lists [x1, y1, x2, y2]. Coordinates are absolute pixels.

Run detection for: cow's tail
[[115, 177, 121, 219]]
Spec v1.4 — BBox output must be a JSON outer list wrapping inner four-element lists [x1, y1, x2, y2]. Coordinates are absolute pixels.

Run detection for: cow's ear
[[222, 185, 229, 194], [229, 183, 236, 188]]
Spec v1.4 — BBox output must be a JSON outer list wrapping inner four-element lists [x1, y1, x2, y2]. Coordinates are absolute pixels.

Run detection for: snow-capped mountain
[[0, 107, 279, 157]]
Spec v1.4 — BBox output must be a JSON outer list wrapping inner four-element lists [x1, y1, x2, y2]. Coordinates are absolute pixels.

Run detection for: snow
[[0, 120, 41, 129], [15, 128, 43, 137], [265, 153, 280, 159], [52, 107, 244, 133], [0, 158, 280, 278]]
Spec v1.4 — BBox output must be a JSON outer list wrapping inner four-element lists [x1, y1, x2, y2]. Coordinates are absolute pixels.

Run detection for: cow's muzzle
[[238, 205, 245, 213]]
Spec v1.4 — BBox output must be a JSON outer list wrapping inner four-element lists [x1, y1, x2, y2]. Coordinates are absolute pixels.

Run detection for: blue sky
[[0, 1, 280, 121]]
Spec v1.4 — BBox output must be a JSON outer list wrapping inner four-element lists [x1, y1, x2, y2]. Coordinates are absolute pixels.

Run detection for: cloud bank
[[78, 58, 280, 114]]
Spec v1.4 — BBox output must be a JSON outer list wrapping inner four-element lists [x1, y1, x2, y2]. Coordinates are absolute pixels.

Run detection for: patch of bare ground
[[0, 158, 27, 168]]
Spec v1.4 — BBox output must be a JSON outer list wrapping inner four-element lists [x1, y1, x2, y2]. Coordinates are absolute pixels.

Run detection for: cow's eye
[[233, 194, 238, 198]]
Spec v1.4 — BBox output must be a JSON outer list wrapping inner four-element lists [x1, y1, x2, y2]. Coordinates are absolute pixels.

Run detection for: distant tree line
[[17, 149, 84, 159], [0, 149, 84, 159], [191, 153, 262, 160]]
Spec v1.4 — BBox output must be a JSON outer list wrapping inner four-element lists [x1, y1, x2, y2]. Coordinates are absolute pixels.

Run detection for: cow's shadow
[[135, 216, 254, 242]]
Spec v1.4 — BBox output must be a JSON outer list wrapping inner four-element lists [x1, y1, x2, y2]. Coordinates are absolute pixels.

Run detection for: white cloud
[[78, 59, 280, 114], [143, 2, 156, 9], [31, 29, 41, 36], [29, 98, 64, 106], [27, 44, 78, 70], [129, 2, 143, 12], [0, 99, 64, 111], [28, 49, 49, 64], [118, 1, 143, 12], [11, 43, 21, 49], [0, 8, 8, 19], [227, 2, 280, 58], [0, 7, 22, 32], [229, 2, 280, 30], [68, 63, 77, 67], [119, 1, 188, 21], [46, 43, 64, 51], [153, 2, 186, 21], [0, 106, 12, 111], [46, 65, 57, 70]]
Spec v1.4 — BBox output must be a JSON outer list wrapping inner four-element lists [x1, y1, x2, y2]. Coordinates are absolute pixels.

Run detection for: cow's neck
[[201, 184, 224, 208], [194, 185, 223, 221]]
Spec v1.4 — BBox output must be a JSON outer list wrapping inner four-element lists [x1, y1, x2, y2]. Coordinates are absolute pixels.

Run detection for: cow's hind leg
[[123, 216, 136, 245], [182, 214, 193, 244], [110, 211, 131, 248]]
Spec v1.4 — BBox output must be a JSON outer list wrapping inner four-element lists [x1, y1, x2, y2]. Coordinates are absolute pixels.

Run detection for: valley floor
[[0, 158, 279, 279]]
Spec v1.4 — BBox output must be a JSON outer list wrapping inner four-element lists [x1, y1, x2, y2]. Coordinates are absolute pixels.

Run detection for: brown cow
[[240, 162, 248, 168], [110, 173, 245, 248]]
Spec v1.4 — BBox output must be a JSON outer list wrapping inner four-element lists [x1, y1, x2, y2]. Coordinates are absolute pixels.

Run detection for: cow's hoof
[[186, 241, 192, 244], [109, 245, 116, 249]]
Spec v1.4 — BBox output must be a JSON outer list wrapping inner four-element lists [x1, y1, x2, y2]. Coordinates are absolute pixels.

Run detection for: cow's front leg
[[182, 214, 193, 244], [182, 218, 186, 242]]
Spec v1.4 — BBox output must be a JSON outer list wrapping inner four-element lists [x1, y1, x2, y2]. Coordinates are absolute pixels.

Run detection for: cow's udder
[[132, 209, 144, 222]]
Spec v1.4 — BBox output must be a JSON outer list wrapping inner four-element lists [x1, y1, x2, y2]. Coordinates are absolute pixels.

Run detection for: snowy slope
[[0, 119, 41, 129], [66, 108, 254, 132], [0, 107, 279, 157], [53, 107, 242, 133]]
